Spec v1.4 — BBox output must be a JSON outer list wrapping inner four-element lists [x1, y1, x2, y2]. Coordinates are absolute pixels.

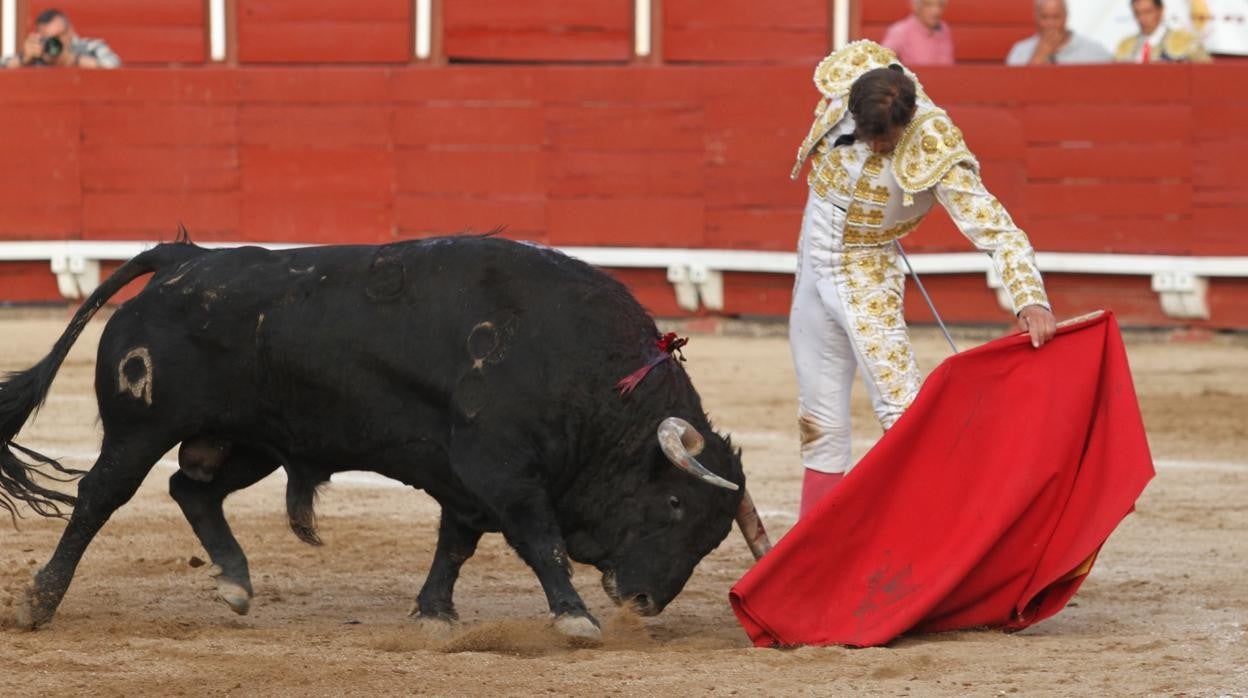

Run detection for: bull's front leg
[[500, 501, 599, 642], [451, 441, 600, 643]]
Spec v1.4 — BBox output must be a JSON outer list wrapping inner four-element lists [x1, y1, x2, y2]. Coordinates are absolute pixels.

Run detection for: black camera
[[41, 36, 63, 60]]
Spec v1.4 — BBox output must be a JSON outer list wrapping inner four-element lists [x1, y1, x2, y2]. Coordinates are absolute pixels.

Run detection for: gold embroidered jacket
[[1113, 28, 1212, 63], [793, 40, 1050, 313]]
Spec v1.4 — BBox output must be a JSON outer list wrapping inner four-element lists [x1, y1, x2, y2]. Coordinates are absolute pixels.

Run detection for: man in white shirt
[[1114, 0, 1211, 63], [1006, 0, 1112, 65]]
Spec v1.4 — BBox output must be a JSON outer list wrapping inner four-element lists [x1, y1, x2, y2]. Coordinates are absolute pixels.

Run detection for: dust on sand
[[0, 314, 1244, 696]]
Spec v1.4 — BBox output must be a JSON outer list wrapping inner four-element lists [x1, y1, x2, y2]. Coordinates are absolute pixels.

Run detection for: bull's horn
[[657, 417, 737, 491], [736, 488, 772, 561]]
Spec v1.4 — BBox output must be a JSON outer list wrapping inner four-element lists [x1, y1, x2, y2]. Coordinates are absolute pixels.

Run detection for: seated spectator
[[1114, 0, 1211, 63], [2, 8, 121, 69], [881, 0, 954, 66], [1007, 0, 1112, 65]]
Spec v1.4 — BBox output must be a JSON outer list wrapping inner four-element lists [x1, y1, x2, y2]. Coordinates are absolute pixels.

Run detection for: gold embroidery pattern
[[843, 154, 887, 230], [892, 109, 978, 194], [836, 247, 920, 422], [813, 41, 899, 97], [843, 216, 923, 247], [812, 40, 931, 103], [792, 99, 847, 179], [854, 178, 890, 205], [807, 142, 852, 200], [861, 154, 884, 177], [853, 154, 893, 206], [846, 206, 884, 227], [936, 164, 1050, 312]]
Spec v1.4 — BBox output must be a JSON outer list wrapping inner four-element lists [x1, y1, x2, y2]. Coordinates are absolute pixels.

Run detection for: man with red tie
[[1114, 0, 1211, 63]]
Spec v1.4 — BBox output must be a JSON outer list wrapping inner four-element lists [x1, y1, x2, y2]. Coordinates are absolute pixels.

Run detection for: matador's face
[[865, 124, 907, 155]]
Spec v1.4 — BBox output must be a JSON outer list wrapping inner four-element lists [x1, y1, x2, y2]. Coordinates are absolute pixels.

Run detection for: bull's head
[[563, 417, 770, 616]]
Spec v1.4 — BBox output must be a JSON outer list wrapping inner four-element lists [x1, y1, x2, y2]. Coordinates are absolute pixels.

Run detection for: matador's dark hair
[[847, 65, 918, 140]]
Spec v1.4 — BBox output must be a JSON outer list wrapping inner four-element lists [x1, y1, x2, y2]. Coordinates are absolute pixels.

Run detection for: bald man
[[1006, 0, 1112, 65]]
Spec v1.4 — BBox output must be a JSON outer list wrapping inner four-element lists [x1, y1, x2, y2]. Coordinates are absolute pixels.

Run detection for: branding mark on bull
[[117, 347, 154, 406], [468, 321, 498, 370]]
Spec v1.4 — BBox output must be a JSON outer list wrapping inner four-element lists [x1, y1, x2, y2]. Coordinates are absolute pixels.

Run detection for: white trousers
[[789, 192, 921, 475]]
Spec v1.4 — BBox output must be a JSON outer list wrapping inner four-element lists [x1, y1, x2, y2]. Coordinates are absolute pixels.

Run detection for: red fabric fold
[[730, 311, 1154, 647]]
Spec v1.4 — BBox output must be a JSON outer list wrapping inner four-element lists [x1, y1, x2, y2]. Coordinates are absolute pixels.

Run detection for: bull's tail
[[0, 239, 207, 522], [286, 468, 327, 546]]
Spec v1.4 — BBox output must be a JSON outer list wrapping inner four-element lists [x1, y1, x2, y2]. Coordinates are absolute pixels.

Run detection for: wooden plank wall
[[237, 0, 413, 63], [662, 0, 828, 64], [913, 64, 1199, 257], [442, 0, 632, 62], [860, 0, 1034, 63], [28, 0, 207, 64], [0, 65, 1245, 327]]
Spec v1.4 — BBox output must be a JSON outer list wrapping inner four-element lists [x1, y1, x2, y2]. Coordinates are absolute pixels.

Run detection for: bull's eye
[[668, 495, 682, 511]]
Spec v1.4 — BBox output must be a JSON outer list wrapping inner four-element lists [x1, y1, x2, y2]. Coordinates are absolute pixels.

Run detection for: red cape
[[730, 311, 1154, 647]]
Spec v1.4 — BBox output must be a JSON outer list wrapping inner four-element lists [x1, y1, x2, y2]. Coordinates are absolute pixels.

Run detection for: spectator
[[2, 8, 121, 69], [1007, 0, 1112, 65], [881, 0, 954, 66], [1114, 0, 1211, 63]]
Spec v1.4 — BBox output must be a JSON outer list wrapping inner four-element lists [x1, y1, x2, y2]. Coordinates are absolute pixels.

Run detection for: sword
[[894, 240, 959, 354]]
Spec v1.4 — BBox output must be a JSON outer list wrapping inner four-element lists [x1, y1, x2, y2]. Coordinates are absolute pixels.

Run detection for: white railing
[[634, 0, 651, 57], [1, 240, 1245, 320], [415, 0, 433, 60], [1, 0, 15, 60], [208, 0, 226, 62]]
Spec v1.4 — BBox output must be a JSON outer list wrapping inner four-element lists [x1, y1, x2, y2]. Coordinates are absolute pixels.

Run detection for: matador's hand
[[1017, 305, 1057, 349]]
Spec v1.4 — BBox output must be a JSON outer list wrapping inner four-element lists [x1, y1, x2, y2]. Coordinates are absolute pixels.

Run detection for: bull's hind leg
[[169, 443, 279, 616], [16, 434, 171, 629], [412, 511, 483, 623], [451, 435, 601, 643]]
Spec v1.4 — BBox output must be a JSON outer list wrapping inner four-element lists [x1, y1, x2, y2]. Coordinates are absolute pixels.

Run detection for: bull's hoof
[[13, 588, 52, 630], [214, 580, 252, 615], [553, 614, 602, 645], [13, 567, 55, 630], [207, 564, 252, 615], [414, 615, 457, 641]]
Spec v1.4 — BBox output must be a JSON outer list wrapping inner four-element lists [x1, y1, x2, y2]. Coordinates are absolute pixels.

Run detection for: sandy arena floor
[[0, 311, 1244, 696]]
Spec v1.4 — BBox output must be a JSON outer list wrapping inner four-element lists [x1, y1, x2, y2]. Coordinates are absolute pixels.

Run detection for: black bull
[[0, 236, 770, 641]]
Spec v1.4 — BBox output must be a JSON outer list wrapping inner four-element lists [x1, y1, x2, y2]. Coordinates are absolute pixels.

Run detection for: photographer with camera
[[2, 8, 120, 69]]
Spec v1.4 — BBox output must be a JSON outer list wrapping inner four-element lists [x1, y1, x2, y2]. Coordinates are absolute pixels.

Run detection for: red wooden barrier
[[0, 64, 1245, 327], [25, 0, 206, 64], [662, 0, 828, 64], [237, 0, 412, 64], [443, 0, 632, 63]]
